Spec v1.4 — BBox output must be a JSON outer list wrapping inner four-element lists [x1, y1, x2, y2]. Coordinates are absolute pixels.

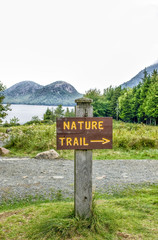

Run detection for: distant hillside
[[121, 63, 158, 88], [3, 81, 82, 106]]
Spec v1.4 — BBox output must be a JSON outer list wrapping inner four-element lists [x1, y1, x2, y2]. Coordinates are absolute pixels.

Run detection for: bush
[[25, 116, 43, 125], [3, 117, 20, 127], [4, 124, 56, 154], [113, 121, 158, 150]]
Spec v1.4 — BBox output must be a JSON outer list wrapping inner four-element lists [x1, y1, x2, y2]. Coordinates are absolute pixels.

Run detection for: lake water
[[3, 104, 74, 124]]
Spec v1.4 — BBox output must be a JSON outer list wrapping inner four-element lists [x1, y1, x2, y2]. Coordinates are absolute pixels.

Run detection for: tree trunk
[[150, 118, 152, 125]]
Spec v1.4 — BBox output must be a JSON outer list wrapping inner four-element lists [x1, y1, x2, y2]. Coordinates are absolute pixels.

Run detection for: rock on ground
[[0, 147, 10, 156], [35, 149, 59, 159]]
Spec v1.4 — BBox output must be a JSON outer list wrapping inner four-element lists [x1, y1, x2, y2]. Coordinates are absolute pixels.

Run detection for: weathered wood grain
[[74, 97, 93, 218]]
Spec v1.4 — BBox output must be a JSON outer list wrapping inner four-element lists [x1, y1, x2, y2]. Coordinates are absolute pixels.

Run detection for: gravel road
[[0, 158, 158, 202]]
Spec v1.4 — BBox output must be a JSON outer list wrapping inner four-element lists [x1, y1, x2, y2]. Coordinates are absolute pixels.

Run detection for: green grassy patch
[[0, 185, 158, 239], [93, 149, 158, 160]]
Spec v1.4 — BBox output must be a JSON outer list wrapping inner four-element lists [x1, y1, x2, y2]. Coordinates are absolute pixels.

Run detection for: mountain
[[121, 63, 158, 88], [3, 80, 82, 106]]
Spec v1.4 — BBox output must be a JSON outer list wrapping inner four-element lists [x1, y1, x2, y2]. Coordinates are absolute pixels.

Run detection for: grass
[[0, 120, 158, 159], [0, 184, 158, 239], [0, 121, 157, 239], [58, 149, 158, 160]]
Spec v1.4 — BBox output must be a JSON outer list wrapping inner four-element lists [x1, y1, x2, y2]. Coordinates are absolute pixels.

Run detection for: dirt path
[[0, 158, 158, 201]]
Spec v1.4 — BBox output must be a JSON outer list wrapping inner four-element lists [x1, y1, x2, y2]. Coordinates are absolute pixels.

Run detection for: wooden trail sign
[[56, 98, 113, 218], [57, 117, 112, 150]]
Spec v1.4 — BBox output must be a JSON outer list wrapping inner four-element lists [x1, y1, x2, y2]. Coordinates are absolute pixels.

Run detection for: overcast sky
[[0, 0, 158, 94]]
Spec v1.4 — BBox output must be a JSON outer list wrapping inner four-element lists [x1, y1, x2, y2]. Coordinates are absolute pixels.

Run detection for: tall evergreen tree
[[0, 81, 10, 123], [145, 76, 158, 125], [65, 108, 75, 117], [138, 71, 151, 122], [54, 105, 64, 118], [43, 108, 56, 122], [109, 86, 122, 119], [130, 85, 141, 122], [119, 89, 133, 122]]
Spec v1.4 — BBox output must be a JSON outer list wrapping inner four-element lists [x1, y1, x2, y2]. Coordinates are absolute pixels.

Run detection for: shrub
[[4, 124, 56, 154]]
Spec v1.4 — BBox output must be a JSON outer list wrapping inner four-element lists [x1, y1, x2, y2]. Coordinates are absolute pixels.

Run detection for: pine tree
[[145, 77, 158, 125], [110, 86, 122, 119], [138, 71, 151, 122], [119, 89, 133, 122], [0, 81, 10, 123], [54, 105, 64, 118], [131, 85, 141, 122], [65, 108, 75, 117], [43, 108, 52, 121]]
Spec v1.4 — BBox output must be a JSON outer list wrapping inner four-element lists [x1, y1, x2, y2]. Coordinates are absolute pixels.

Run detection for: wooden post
[[74, 97, 93, 218]]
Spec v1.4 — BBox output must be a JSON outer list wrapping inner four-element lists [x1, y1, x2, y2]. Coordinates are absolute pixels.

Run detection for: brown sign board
[[57, 117, 112, 150]]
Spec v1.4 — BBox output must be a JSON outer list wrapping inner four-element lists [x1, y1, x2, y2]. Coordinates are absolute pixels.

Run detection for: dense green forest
[[85, 69, 158, 125]]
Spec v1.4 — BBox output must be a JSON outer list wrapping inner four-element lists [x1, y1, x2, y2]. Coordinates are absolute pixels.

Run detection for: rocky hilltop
[[121, 63, 158, 88], [3, 80, 82, 106]]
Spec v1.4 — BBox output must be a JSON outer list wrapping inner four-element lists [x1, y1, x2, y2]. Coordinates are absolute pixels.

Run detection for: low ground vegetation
[[0, 120, 158, 159], [0, 184, 157, 239]]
